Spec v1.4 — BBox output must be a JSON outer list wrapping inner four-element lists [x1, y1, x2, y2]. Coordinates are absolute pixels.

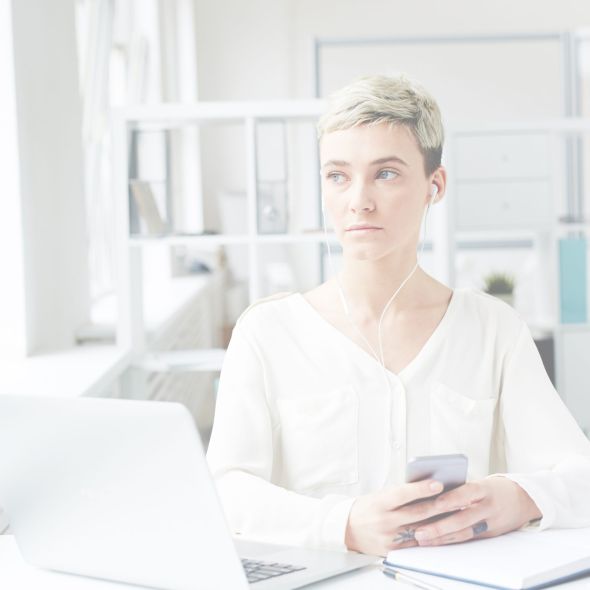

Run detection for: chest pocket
[[430, 382, 498, 480], [276, 386, 359, 492]]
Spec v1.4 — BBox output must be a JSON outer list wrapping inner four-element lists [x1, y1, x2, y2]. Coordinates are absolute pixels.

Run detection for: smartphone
[[406, 453, 468, 494], [402, 454, 468, 523]]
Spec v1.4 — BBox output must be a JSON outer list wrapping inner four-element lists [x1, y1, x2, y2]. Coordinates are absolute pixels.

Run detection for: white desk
[[1, 536, 590, 590], [0, 536, 385, 590]]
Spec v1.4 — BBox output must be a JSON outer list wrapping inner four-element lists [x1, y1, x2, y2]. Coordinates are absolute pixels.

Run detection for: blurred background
[[1, 0, 590, 448]]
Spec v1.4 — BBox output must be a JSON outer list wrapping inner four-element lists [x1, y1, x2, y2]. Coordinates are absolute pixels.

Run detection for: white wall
[[11, 0, 89, 353], [0, 0, 27, 358], [192, 1, 590, 299], [195, 0, 590, 101], [194, 0, 292, 101], [289, 0, 590, 99]]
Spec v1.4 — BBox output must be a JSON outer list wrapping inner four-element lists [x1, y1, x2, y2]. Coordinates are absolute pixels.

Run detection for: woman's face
[[320, 122, 442, 262]]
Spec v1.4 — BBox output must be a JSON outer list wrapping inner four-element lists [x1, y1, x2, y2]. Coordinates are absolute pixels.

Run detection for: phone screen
[[402, 454, 468, 523], [406, 453, 468, 493]]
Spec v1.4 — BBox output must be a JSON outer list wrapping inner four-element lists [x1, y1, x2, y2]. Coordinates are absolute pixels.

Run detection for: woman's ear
[[429, 166, 447, 204]]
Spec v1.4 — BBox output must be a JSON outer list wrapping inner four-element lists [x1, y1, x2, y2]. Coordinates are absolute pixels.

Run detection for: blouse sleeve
[[490, 320, 590, 529], [206, 322, 355, 550]]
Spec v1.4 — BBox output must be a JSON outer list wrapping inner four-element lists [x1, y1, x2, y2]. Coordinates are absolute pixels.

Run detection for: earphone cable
[[325, 196, 434, 369]]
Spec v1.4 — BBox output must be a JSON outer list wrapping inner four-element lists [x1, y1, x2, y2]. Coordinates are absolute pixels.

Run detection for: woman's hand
[[345, 479, 447, 556], [411, 476, 542, 547]]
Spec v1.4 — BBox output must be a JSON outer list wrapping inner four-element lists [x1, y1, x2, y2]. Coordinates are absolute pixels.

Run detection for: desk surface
[[1, 535, 589, 590]]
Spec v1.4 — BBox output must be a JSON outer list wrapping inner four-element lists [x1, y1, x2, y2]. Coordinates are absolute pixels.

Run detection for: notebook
[[384, 527, 590, 590]]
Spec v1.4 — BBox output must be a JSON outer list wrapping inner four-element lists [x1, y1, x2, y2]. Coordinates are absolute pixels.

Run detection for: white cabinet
[[454, 134, 551, 180], [555, 325, 590, 437], [453, 133, 553, 231], [455, 180, 553, 231]]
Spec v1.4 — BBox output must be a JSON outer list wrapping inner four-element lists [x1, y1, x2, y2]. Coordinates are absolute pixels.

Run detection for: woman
[[206, 74, 590, 557]]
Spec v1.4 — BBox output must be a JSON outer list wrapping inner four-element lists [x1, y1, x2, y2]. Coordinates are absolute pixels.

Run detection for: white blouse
[[206, 288, 590, 551]]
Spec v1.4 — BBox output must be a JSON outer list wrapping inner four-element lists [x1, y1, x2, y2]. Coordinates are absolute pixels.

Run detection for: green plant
[[483, 272, 515, 295]]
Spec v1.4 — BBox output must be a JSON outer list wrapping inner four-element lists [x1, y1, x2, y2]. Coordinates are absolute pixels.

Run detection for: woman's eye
[[327, 172, 347, 184], [377, 169, 398, 180]]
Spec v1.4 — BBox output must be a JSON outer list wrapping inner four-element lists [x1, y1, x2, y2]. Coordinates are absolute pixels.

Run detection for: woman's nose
[[349, 181, 375, 213]]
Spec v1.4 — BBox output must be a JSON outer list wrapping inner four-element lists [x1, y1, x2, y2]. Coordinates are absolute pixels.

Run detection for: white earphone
[[430, 184, 438, 204]]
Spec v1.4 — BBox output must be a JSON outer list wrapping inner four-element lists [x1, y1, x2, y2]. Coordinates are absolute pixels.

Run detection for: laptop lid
[[0, 395, 249, 590]]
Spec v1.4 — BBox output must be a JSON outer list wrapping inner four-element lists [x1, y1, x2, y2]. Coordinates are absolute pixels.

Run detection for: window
[[75, 0, 166, 304]]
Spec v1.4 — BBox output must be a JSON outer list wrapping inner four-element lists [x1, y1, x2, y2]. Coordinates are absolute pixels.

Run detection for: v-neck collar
[[292, 288, 461, 382]]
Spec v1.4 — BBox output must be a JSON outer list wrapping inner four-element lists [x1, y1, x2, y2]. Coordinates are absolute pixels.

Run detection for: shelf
[[554, 323, 590, 333], [454, 176, 551, 184], [129, 230, 540, 251], [116, 99, 326, 127], [447, 118, 590, 135], [129, 232, 341, 247], [133, 349, 226, 373], [0, 346, 131, 398], [556, 223, 590, 232]]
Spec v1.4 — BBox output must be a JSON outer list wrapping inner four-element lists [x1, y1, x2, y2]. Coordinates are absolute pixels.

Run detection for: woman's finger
[[413, 502, 490, 545], [419, 518, 492, 546], [395, 495, 458, 527], [433, 481, 486, 514], [383, 479, 444, 510], [386, 530, 420, 552], [390, 524, 420, 546]]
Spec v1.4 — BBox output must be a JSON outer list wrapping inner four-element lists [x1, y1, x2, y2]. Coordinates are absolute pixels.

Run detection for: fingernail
[[430, 481, 443, 492], [415, 531, 429, 541]]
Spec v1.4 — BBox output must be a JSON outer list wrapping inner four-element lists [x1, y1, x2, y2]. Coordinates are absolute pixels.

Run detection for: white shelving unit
[[445, 118, 590, 321], [113, 103, 590, 434], [445, 118, 590, 433], [113, 100, 343, 373]]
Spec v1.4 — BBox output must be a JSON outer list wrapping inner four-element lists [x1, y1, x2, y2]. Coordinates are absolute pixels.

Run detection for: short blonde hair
[[317, 74, 444, 175]]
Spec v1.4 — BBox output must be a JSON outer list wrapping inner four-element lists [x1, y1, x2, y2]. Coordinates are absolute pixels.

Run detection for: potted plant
[[483, 272, 515, 306]]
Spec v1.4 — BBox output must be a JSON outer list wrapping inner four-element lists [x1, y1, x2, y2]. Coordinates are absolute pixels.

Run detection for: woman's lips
[[345, 225, 383, 234]]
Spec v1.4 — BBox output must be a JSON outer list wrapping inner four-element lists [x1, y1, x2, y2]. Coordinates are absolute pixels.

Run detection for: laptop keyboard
[[241, 558, 306, 584]]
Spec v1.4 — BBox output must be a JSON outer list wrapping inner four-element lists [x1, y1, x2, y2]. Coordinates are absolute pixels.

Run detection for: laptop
[[0, 395, 375, 589]]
